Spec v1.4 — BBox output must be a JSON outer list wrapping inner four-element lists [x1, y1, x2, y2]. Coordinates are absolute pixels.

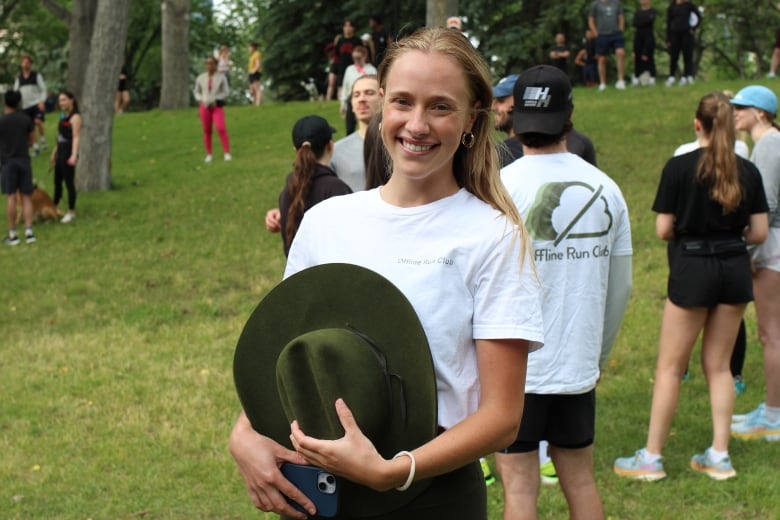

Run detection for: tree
[[159, 0, 190, 109], [77, 0, 131, 191], [426, 0, 458, 28]]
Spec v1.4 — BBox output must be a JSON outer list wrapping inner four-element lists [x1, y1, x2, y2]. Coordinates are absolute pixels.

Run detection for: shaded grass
[[2, 82, 780, 518]]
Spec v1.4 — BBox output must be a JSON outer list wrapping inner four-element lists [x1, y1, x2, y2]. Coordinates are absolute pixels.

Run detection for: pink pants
[[199, 104, 230, 154]]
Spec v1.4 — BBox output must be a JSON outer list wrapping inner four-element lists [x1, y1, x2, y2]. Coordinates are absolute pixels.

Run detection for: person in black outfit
[[50, 90, 82, 224], [369, 14, 391, 66], [0, 90, 36, 245], [632, 0, 657, 85], [665, 0, 701, 86], [334, 19, 363, 101], [278, 115, 351, 256]]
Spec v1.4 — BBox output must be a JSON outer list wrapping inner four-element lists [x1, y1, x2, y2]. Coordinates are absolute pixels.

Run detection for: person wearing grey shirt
[[588, 0, 626, 91]]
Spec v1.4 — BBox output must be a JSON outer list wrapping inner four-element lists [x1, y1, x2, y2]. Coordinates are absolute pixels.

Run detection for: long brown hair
[[284, 141, 328, 249], [695, 92, 740, 213]]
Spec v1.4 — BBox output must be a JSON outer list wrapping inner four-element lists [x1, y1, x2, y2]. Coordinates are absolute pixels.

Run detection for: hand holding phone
[[281, 463, 340, 518]]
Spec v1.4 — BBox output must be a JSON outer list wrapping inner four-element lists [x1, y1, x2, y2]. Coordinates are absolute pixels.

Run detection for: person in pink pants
[[193, 56, 231, 163]]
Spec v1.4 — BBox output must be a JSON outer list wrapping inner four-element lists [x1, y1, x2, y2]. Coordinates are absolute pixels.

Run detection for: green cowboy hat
[[233, 263, 437, 517]]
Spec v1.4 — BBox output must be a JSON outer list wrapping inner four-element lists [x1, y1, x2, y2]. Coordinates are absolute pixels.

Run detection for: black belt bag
[[679, 238, 747, 257]]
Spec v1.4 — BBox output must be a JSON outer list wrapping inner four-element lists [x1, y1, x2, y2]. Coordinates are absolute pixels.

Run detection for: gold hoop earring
[[378, 122, 382, 131], [461, 132, 475, 149]]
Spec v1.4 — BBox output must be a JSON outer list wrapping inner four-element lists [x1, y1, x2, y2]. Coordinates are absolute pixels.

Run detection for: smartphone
[[281, 463, 340, 517]]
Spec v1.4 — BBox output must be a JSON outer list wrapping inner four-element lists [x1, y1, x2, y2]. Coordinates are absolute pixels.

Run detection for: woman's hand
[[290, 398, 400, 491], [67, 155, 77, 166], [229, 413, 315, 519]]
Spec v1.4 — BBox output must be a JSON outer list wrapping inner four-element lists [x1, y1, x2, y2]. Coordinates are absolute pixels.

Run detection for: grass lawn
[[2, 79, 779, 519]]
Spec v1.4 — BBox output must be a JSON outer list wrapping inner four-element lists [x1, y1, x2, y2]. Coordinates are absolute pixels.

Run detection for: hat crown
[[513, 65, 573, 136], [732, 85, 778, 115], [292, 115, 336, 149]]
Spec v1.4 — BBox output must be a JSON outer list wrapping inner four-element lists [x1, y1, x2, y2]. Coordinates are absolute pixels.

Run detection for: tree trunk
[[67, 0, 98, 100], [77, 0, 131, 192], [159, 0, 190, 109], [426, 0, 458, 28]]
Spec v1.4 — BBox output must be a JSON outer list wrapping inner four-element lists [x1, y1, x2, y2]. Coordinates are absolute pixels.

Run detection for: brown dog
[[15, 186, 63, 224]]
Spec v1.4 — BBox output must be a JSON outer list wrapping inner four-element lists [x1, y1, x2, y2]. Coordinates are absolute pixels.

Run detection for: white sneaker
[[204, 154, 213, 163], [61, 212, 75, 224], [769, 72, 777, 79], [598, 83, 607, 91], [631, 76, 639, 86], [649, 77, 656, 86], [679, 76, 688, 86], [224, 153, 232, 161], [665, 77, 675, 87], [615, 80, 626, 90], [686, 76, 695, 85]]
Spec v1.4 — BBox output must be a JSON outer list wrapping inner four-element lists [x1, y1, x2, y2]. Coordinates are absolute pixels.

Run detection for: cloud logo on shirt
[[525, 181, 613, 245]]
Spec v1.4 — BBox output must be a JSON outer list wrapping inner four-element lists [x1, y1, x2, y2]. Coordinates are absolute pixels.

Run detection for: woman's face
[[58, 94, 73, 112], [380, 50, 476, 185], [733, 105, 757, 132]]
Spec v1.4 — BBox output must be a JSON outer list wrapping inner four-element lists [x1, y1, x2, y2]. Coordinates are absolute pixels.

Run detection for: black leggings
[[668, 31, 695, 77], [54, 156, 77, 211], [730, 319, 746, 377]]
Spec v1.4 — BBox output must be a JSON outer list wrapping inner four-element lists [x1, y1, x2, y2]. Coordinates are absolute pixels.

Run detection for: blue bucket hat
[[730, 85, 778, 116], [493, 74, 520, 99]]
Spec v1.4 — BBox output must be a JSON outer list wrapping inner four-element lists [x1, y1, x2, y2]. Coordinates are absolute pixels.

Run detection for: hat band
[[347, 323, 408, 428]]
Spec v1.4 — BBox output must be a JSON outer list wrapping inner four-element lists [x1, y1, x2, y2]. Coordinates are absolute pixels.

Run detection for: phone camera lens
[[326, 475, 335, 484], [318, 482, 327, 491]]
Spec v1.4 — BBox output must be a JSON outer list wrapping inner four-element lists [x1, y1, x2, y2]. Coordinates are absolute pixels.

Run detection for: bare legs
[[754, 268, 780, 408]]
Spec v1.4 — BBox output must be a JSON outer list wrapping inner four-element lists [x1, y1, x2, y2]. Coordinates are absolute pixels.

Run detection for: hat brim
[[233, 263, 437, 515], [514, 109, 569, 136]]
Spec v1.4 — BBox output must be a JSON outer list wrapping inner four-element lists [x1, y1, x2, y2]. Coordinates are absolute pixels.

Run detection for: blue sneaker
[[732, 402, 764, 423], [690, 451, 737, 480], [731, 404, 780, 441], [734, 376, 746, 396], [614, 449, 667, 481]]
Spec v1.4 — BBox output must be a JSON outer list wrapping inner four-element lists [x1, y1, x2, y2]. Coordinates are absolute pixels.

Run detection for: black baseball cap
[[292, 115, 337, 149], [513, 65, 573, 136]]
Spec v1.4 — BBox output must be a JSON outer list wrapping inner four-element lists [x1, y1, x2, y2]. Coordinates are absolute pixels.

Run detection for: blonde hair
[[378, 28, 526, 232], [695, 92, 741, 213]]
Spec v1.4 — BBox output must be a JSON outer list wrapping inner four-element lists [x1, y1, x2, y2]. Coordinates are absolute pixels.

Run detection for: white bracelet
[[392, 450, 416, 491]]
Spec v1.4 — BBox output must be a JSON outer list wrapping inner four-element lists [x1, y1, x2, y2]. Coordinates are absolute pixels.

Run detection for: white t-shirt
[[285, 187, 545, 428], [501, 153, 633, 394], [673, 139, 750, 159]]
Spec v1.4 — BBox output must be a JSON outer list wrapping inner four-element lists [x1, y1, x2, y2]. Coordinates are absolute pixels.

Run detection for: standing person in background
[[230, 26, 544, 520], [247, 42, 263, 106], [339, 46, 377, 136], [369, 14, 391, 66], [769, 12, 780, 79], [574, 30, 599, 87], [589, 0, 627, 91], [115, 64, 131, 114], [665, 0, 701, 87], [194, 56, 231, 163], [13, 54, 47, 155], [50, 91, 81, 224], [278, 115, 351, 256], [614, 92, 768, 481], [0, 90, 36, 245], [217, 46, 233, 86], [496, 65, 632, 520], [730, 85, 780, 442], [549, 33, 571, 74], [334, 19, 363, 102], [632, 0, 657, 86]]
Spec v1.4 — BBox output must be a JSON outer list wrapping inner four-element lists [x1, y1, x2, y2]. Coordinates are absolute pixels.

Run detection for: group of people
[[1, 54, 82, 246], [225, 18, 780, 520]]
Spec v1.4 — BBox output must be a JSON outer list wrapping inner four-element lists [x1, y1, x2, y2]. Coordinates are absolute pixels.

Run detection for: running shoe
[[4, 234, 20, 246], [733, 376, 746, 396], [690, 451, 736, 480], [613, 450, 667, 481], [540, 460, 558, 485], [731, 405, 780, 441], [732, 402, 764, 423]]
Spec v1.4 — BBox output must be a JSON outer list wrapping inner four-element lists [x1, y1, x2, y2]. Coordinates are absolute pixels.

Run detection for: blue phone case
[[281, 463, 340, 517]]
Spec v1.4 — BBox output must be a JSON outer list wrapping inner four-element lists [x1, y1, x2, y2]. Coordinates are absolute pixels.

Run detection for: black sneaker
[[4, 235, 20, 246], [25, 232, 36, 244]]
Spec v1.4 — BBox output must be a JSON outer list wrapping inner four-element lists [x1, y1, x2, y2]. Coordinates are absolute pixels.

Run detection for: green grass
[[2, 81, 780, 519]]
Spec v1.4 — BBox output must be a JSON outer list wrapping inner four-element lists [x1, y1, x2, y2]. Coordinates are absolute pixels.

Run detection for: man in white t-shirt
[[495, 65, 633, 520]]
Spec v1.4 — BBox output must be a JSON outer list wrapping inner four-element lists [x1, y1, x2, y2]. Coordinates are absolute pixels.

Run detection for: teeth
[[404, 142, 432, 152]]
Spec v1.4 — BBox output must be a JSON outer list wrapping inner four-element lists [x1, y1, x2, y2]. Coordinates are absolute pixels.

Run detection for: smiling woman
[[229, 26, 544, 520]]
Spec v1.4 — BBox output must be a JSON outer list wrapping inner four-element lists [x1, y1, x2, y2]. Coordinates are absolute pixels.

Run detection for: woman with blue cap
[[730, 85, 780, 442]]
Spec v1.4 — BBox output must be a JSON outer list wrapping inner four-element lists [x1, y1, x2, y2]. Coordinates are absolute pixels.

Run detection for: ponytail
[[284, 142, 327, 249], [695, 92, 741, 213]]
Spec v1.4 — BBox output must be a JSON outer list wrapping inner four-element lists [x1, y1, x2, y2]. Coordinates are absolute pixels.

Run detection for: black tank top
[[57, 112, 74, 157]]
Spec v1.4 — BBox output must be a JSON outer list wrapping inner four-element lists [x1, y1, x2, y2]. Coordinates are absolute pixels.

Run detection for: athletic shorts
[[751, 227, 780, 273], [23, 105, 44, 122], [667, 239, 753, 307], [0, 157, 34, 195], [248, 72, 262, 83], [499, 391, 596, 453], [595, 32, 625, 56]]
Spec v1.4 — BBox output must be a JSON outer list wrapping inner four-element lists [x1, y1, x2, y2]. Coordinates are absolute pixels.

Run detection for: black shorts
[[500, 391, 596, 453], [248, 72, 262, 83], [667, 240, 753, 307], [1, 157, 34, 195], [23, 105, 44, 123]]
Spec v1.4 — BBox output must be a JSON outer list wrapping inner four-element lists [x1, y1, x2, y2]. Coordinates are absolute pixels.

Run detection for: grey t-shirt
[[751, 130, 780, 228], [590, 0, 623, 35], [330, 131, 365, 192]]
